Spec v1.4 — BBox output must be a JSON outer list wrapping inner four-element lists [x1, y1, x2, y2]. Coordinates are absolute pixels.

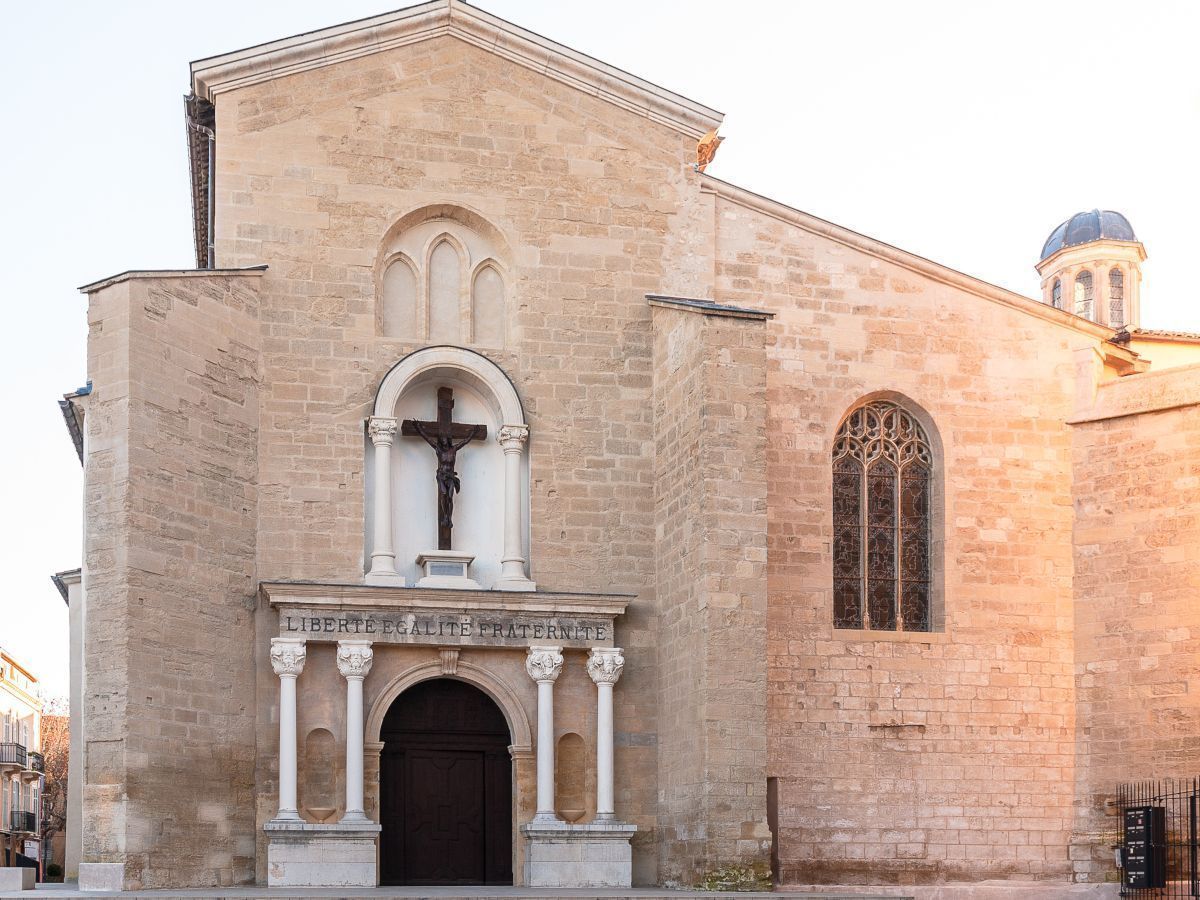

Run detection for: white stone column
[[525, 646, 563, 823], [497, 424, 535, 590], [337, 640, 373, 824], [366, 417, 402, 585], [587, 647, 624, 822], [270, 637, 307, 822]]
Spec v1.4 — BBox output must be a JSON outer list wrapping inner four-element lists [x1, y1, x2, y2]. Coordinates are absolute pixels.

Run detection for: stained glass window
[[832, 400, 933, 632], [1109, 268, 1125, 328]]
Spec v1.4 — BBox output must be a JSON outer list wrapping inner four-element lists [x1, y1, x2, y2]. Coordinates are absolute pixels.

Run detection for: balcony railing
[[26, 751, 44, 774], [0, 742, 26, 767], [9, 810, 36, 834]]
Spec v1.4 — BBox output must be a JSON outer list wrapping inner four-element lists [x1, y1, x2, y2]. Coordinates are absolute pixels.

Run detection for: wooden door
[[379, 679, 513, 885]]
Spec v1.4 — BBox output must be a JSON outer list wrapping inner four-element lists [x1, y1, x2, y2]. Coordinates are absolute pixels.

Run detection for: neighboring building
[[57, 2, 1200, 895], [0, 649, 45, 872]]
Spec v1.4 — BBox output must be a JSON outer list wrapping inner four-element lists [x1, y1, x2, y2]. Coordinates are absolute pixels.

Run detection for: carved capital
[[497, 423, 530, 452], [525, 645, 563, 683], [336, 640, 374, 679], [367, 416, 399, 447], [587, 647, 625, 685], [270, 638, 306, 677]]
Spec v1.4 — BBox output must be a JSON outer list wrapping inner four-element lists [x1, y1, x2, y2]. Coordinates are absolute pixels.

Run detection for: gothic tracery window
[[833, 400, 933, 632], [1109, 267, 1125, 328]]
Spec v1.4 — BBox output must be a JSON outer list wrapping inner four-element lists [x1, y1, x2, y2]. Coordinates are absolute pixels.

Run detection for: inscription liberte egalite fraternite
[[281, 609, 612, 648]]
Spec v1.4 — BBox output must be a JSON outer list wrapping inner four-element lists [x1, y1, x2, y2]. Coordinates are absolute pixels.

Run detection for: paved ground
[[18, 886, 906, 900]]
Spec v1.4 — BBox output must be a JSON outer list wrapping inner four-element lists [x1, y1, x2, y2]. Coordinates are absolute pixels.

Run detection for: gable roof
[[189, 0, 723, 139]]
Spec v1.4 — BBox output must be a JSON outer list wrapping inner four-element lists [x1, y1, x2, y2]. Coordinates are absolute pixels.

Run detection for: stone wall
[[651, 302, 772, 886], [210, 35, 710, 884], [81, 271, 263, 888], [706, 184, 1097, 885], [1069, 364, 1200, 883]]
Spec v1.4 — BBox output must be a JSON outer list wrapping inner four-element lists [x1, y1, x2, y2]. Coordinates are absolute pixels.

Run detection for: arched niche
[[300, 727, 339, 822], [365, 347, 533, 590], [380, 254, 418, 339], [374, 204, 511, 348]]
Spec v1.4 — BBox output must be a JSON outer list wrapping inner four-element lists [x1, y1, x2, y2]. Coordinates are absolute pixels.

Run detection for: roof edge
[[190, 0, 723, 139], [78, 265, 268, 294], [647, 294, 774, 321], [1034, 238, 1147, 275], [51, 569, 81, 605], [700, 175, 1120, 344]]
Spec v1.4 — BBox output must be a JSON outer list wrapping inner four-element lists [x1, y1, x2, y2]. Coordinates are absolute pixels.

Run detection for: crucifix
[[401, 387, 488, 551]]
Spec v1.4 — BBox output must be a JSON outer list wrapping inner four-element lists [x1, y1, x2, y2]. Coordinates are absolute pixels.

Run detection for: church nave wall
[[708, 192, 1090, 885]]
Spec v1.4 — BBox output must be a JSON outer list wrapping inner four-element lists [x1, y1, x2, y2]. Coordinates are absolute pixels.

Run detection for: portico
[[260, 582, 635, 888]]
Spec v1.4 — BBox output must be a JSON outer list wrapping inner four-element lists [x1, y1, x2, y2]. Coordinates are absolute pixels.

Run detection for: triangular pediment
[[190, 0, 722, 139]]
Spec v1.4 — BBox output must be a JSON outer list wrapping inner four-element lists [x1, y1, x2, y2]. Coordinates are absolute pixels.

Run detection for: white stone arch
[[366, 347, 534, 590], [373, 345, 523, 424], [366, 659, 533, 753]]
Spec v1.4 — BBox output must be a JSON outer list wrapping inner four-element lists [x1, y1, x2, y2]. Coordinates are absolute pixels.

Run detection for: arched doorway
[[379, 678, 513, 885]]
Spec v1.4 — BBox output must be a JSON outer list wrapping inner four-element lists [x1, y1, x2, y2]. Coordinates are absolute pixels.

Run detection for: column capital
[[587, 647, 625, 685], [525, 645, 563, 683], [337, 640, 374, 679], [367, 416, 399, 446], [498, 423, 530, 451], [270, 638, 307, 677]]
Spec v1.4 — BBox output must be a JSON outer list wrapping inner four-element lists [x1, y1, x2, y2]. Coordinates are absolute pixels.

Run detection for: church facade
[[60, 1, 1200, 894]]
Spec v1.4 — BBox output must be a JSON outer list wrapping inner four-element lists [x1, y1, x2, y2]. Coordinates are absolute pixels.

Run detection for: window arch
[[1074, 270, 1094, 320], [832, 400, 933, 632], [1109, 267, 1125, 328], [1051, 278, 1062, 310]]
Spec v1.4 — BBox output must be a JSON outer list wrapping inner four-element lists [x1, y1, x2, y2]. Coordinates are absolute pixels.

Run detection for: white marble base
[[78, 862, 124, 891], [521, 820, 637, 888], [494, 576, 537, 592], [0, 867, 35, 891], [364, 570, 405, 586], [415, 550, 482, 590], [264, 820, 381, 887]]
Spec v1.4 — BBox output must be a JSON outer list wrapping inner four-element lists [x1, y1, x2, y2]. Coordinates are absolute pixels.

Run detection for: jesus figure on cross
[[401, 387, 488, 551]]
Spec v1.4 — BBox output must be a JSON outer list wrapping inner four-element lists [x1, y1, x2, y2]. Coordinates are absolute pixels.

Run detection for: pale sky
[[1, 0, 1197, 699]]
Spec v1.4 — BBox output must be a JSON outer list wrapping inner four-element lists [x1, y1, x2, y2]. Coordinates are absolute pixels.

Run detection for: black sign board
[[1124, 805, 1166, 889]]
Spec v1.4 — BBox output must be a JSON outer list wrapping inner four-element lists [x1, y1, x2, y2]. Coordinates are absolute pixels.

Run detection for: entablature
[[260, 581, 634, 650]]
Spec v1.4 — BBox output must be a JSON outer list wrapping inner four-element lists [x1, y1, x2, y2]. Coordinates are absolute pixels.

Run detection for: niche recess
[[377, 205, 509, 348]]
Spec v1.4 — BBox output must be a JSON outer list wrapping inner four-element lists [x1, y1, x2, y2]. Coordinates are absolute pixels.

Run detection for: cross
[[401, 387, 488, 551]]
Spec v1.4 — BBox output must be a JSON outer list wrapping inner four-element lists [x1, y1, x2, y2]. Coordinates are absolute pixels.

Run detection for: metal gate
[[1118, 780, 1200, 897]]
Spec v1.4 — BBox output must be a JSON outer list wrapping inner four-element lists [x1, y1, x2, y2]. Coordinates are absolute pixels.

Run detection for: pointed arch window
[[833, 400, 933, 632], [1051, 278, 1062, 310], [1074, 270, 1094, 320], [1109, 267, 1125, 328]]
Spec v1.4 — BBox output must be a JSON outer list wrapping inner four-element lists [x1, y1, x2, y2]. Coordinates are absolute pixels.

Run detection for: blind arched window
[[1109, 267, 1125, 328], [833, 400, 933, 632], [1074, 271, 1094, 320], [1051, 279, 1062, 310]]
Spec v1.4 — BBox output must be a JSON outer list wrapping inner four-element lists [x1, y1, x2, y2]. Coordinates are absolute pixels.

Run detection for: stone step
[[28, 887, 908, 900]]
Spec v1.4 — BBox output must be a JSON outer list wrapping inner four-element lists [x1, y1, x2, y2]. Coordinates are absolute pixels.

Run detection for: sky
[[1, 0, 1197, 700]]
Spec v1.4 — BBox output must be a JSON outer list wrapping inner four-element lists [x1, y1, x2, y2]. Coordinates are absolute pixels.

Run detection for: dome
[[1040, 209, 1137, 261]]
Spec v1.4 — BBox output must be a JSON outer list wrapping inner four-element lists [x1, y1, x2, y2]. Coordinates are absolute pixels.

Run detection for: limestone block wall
[[1069, 364, 1200, 883], [81, 271, 263, 888], [652, 303, 771, 885], [209, 35, 717, 884], [705, 184, 1095, 885]]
